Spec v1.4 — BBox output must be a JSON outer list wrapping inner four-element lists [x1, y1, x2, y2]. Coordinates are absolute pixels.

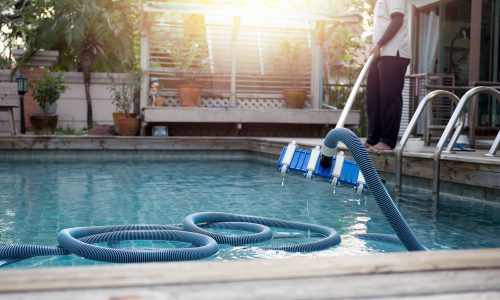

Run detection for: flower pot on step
[[30, 114, 58, 133], [283, 89, 307, 109], [117, 115, 140, 136], [178, 84, 202, 107], [112, 112, 138, 134]]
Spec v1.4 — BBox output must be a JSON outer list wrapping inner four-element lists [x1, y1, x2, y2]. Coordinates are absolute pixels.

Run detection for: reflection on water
[[0, 158, 498, 269]]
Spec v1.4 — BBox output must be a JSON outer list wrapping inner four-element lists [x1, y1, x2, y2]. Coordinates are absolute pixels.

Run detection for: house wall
[[0, 70, 119, 132]]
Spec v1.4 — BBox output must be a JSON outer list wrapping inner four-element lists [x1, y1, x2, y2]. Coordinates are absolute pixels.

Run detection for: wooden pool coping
[[0, 249, 499, 299], [0, 135, 498, 194]]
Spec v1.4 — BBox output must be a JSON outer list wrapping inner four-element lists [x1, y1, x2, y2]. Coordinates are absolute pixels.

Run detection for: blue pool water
[[0, 155, 499, 269]]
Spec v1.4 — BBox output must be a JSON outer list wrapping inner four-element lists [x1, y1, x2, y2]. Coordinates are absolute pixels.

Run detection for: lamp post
[[17, 74, 28, 134]]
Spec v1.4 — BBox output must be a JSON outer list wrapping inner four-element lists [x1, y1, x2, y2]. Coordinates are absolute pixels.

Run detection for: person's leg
[[365, 58, 381, 147], [376, 56, 410, 149]]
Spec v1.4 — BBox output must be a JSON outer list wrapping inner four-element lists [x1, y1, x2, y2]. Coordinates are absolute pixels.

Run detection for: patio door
[[478, 0, 500, 129], [440, 0, 471, 86]]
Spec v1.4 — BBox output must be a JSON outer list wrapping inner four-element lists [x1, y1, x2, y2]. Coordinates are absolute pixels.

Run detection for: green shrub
[[30, 71, 68, 114]]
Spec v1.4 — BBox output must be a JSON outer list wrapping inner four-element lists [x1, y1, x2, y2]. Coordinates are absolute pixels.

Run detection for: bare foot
[[363, 141, 374, 148], [369, 142, 393, 152]]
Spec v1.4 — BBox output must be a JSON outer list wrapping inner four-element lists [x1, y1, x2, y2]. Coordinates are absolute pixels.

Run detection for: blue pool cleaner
[[278, 143, 367, 194], [276, 128, 426, 252]]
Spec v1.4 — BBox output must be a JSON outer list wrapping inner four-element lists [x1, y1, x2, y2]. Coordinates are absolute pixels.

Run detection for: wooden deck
[[142, 107, 360, 137], [0, 249, 499, 299]]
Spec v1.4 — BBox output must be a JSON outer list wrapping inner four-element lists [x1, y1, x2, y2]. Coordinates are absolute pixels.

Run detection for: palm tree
[[1, 0, 49, 69], [21, 0, 141, 129]]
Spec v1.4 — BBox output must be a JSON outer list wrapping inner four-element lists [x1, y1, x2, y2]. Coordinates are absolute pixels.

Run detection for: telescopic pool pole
[[336, 54, 375, 129], [320, 54, 375, 167]]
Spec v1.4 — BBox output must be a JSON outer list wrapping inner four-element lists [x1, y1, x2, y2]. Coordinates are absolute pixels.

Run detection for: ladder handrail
[[335, 54, 374, 129], [395, 90, 461, 193], [432, 86, 500, 200], [485, 131, 500, 157]]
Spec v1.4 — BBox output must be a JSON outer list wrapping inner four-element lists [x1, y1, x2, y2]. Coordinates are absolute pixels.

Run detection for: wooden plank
[[0, 136, 252, 151], [143, 107, 360, 125], [0, 249, 499, 293], [1, 270, 499, 300], [2, 288, 500, 300]]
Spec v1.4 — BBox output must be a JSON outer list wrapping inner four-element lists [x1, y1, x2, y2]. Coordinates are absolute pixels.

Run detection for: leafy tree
[[17, 0, 142, 129], [0, 0, 46, 68]]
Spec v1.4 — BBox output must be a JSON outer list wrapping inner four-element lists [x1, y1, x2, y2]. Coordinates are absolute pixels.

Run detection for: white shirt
[[373, 0, 411, 59]]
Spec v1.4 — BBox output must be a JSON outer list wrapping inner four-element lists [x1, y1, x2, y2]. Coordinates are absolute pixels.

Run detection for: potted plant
[[164, 14, 209, 107], [277, 35, 308, 109], [29, 71, 68, 133], [108, 73, 141, 136]]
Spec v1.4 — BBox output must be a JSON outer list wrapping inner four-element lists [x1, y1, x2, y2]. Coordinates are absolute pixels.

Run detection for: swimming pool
[[0, 153, 499, 269]]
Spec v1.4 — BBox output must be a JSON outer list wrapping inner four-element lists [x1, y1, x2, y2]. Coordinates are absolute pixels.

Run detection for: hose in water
[[320, 127, 427, 251]]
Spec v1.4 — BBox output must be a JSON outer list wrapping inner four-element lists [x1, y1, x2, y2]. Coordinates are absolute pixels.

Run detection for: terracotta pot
[[283, 89, 307, 109], [30, 114, 58, 133], [117, 116, 140, 136], [154, 96, 166, 107], [178, 84, 202, 107], [112, 112, 138, 134]]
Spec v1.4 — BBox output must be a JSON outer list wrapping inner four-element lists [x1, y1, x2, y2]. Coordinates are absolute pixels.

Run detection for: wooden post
[[230, 16, 241, 106], [468, 1, 482, 148], [140, 13, 151, 109], [311, 21, 324, 109]]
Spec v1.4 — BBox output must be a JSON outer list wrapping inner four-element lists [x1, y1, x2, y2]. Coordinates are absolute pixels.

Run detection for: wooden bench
[[0, 104, 18, 135]]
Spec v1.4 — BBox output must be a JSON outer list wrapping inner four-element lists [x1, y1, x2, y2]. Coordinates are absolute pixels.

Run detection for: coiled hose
[[1, 224, 218, 265], [0, 213, 341, 266], [183, 212, 341, 252], [0, 128, 426, 266], [57, 224, 219, 263], [320, 127, 427, 251]]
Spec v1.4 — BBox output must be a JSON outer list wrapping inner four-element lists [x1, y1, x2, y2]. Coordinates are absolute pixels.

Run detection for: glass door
[[440, 0, 471, 86], [479, 0, 500, 128]]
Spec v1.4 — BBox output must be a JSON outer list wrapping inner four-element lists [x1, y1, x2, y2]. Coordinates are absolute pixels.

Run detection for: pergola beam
[[143, 2, 362, 24]]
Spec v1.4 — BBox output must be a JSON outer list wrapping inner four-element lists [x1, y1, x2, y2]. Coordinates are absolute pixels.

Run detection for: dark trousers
[[365, 56, 410, 149]]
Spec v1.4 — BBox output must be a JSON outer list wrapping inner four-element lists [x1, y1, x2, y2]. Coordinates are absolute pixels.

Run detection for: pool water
[[0, 156, 499, 269]]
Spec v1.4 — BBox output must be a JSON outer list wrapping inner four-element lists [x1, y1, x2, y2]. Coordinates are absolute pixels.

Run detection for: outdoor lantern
[[17, 73, 28, 134], [17, 74, 28, 96]]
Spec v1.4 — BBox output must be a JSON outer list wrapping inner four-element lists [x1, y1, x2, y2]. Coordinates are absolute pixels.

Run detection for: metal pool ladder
[[395, 90, 461, 194], [431, 86, 500, 200]]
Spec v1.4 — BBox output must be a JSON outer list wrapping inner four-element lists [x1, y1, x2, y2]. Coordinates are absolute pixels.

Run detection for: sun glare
[[177, 0, 336, 30]]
